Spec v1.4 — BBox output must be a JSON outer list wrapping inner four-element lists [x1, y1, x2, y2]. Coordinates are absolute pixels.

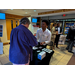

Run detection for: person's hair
[[20, 17, 30, 25], [53, 24, 55, 26], [53, 23, 57, 26], [42, 20, 49, 26], [57, 23, 60, 26]]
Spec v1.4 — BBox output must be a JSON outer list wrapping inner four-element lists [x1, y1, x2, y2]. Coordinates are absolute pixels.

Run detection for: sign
[[63, 14, 66, 16], [65, 23, 74, 34], [58, 35, 66, 44], [0, 25, 3, 37]]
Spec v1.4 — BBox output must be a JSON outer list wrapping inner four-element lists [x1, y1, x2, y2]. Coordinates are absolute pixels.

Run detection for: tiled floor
[[0, 44, 73, 65], [47, 45, 73, 65], [0, 45, 12, 65]]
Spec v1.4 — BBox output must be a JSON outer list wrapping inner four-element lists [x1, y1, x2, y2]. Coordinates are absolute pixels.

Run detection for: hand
[[40, 42, 45, 45], [56, 31, 58, 35], [68, 39, 70, 41], [61, 32, 63, 34]]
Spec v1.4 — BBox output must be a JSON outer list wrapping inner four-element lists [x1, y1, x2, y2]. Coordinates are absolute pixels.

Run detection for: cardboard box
[[37, 51, 46, 60]]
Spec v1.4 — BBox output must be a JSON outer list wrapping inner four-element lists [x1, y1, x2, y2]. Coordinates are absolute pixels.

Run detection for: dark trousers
[[66, 41, 73, 52], [55, 34, 60, 47]]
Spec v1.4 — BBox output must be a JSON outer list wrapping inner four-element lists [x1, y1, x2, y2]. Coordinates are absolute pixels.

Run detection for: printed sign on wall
[[0, 25, 3, 37], [65, 23, 74, 34], [58, 35, 66, 44]]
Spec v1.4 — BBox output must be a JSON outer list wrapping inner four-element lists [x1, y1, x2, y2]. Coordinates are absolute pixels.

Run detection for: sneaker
[[66, 48, 68, 50]]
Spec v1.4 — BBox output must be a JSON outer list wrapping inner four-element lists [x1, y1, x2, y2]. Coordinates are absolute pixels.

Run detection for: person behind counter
[[36, 20, 51, 48], [9, 17, 38, 65]]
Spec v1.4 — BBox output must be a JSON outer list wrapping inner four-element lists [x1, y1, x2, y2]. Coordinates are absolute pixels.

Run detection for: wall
[[0, 20, 10, 43], [28, 17, 39, 34], [0, 17, 33, 43], [28, 17, 34, 34]]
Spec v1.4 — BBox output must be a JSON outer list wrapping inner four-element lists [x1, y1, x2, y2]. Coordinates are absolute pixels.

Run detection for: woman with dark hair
[[9, 17, 38, 65]]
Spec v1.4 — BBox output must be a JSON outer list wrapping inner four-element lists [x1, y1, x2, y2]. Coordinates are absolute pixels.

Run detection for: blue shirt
[[9, 25, 38, 64]]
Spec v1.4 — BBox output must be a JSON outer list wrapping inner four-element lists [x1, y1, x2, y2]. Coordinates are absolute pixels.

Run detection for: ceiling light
[[34, 10, 36, 12], [25, 12, 27, 14], [11, 9, 13, 10]]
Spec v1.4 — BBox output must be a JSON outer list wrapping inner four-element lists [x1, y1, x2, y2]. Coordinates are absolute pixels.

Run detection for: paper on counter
[[33, 46, 38, 50]]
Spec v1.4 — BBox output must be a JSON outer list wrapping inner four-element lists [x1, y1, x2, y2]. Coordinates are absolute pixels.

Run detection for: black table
[[30, 45, 54, 65]]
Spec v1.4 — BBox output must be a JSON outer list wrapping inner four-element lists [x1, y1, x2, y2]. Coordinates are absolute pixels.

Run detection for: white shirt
[[58, 27, 60, 34], [36, 28, 51, 44]]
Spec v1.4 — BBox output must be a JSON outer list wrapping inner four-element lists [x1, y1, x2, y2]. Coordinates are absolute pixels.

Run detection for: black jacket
[[66, 27, 75, 41], [55, 26, 62, 33]]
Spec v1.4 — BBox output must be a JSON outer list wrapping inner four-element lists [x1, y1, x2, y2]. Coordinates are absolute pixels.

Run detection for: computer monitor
[[0, 13, 6, 20], [32, 18, 37, 23]]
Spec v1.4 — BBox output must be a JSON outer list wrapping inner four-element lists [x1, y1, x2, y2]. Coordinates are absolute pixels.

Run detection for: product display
[[64, 23, 74, 34], [42, 48, 52, 53], [37, 51, 46, 60], [30, 45, 54, 65], [37, 50, 40, 52]]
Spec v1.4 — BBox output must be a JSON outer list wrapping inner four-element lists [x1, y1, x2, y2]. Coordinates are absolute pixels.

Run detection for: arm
[[51, 27, 54, 34], [36, 29, 39, 42], [55, 27, 58, 35], [66, 28, 71, 40]]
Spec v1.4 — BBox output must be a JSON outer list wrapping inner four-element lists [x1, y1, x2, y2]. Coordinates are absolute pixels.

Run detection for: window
[[16, 21, 18, 27], [11, 20, 13, 29], [0, 25, 3, 37]]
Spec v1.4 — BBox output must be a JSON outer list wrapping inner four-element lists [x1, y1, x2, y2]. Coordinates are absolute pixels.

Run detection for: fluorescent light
[[11, 9, 13, 10], [25, 12, 27, 14]]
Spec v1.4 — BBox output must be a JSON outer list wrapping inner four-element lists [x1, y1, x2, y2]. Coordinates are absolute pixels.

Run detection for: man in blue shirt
[[9, 17, 38, 65]]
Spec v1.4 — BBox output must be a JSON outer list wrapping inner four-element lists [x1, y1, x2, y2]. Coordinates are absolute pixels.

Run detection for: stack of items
[[37, 51, 46, 60], [42, 48, 52, 53], [33, 46, 53, 60], [38, 48, 53, 60]]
